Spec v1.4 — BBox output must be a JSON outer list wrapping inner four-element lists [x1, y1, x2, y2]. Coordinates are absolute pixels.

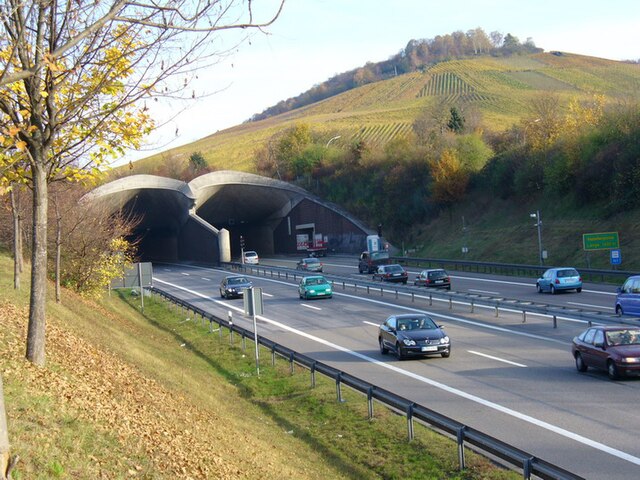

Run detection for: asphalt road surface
[[152, 259, 640, 480]]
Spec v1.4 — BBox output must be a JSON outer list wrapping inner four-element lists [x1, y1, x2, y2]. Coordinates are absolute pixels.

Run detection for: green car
[[298, 275, 333, 300]]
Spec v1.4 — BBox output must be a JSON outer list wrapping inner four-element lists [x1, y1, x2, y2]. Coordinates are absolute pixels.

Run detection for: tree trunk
[[1, 375, 18, 480], [26, 164, 48, 366], [9, 188, 21, 290], [54, 193, 61, 304]]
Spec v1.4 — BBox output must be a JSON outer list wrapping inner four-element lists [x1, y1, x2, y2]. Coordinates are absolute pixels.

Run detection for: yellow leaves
[[15, 140, 27, 151]]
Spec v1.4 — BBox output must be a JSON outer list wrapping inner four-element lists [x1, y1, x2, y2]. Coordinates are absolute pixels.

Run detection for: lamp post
[[530, 210, 543, 265], [326, 135, 341, 147]]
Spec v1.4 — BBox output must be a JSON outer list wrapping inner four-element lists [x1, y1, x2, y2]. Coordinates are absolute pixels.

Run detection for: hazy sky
[[122, 0, 640, 164]]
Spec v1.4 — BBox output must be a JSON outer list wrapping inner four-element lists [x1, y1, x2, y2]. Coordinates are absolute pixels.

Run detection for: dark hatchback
[[414, 269, 451, 290], [372, 264, 408, 284], [378, 314, 450, 360], [572, 325, 640, 379], [219, 275, 253, 299]]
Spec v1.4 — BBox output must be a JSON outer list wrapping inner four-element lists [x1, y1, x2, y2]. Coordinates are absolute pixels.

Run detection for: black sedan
[[219, 275, 253, 299], [414, 268, 451, 289], [572, 325, 640, 379], [372, 264, 408, 284], [378, 314, 450, 360]]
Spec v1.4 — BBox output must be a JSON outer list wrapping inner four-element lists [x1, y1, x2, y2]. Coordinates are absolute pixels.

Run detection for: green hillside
[[131, 52, 640, 174]]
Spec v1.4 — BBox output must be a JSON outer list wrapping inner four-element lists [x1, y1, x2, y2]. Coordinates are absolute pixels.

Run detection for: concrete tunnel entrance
[[87, 171, 373, 265]]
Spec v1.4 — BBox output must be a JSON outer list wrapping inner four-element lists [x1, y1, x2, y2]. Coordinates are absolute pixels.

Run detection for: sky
[[120, 0, 640, 165]]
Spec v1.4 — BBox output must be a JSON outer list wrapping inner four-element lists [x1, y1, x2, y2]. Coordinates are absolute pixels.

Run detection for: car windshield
[[386, 265, 403, 273], [428, 270, 447, 279], [606, 329, 640, 346], [305, 258, 319, 264], [306, 277, 326, 286], [397, 316, 437, 331], [557, 269, 578, 278], [228, 277, 248, 285], [245, 251, 257, 257]]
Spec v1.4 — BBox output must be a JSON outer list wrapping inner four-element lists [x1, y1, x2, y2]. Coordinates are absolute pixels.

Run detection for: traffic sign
[[582, 232, 619, 251], [610, 249, 622, 265]]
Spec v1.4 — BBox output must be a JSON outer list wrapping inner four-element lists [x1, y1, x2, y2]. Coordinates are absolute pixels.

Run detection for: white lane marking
[[568, 301, 614, 310], [158, 266, 585, 342], [468, 350, 527, 368], [181, 272, 190, 276], [363, 321, 378, 327], [469, 288, 500, 295], [262, 292, 274, 298], [154, 276, 640, 467], [202, 277, 211, 281], [301, 304, 321, 311]]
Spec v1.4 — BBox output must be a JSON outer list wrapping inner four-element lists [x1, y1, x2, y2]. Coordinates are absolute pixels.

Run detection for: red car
[[572, 325, 640, 379]]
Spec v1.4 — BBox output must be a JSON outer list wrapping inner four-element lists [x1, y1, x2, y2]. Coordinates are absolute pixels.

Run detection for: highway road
[[152, 258, 639, 480]]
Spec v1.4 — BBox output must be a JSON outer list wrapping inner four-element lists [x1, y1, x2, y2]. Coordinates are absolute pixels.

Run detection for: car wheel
[[395, 343, 405, 360], [220, 289, 225, 299], [536, 283, 542, 293], [575, 353, 588, 372], [550, 285, 556, 295], [576, 287, 582, 293], [379, 338, 388, 355], [616, 305, 624, 316], [441, 349, 450, 358], [607, 360, 620, 380]]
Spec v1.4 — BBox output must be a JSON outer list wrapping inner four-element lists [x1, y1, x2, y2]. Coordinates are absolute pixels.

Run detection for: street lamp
[[326, 135, 341, 147], [530, 210, 543, 265]]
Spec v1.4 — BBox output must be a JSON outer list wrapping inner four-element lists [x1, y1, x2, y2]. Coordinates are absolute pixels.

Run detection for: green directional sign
[[582, 232, 619, 251]]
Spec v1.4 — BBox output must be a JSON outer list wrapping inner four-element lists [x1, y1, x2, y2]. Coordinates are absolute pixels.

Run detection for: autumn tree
[[0, 1, 285, 367], [522, 94, 563, 152], [429, 148, 469, 212]]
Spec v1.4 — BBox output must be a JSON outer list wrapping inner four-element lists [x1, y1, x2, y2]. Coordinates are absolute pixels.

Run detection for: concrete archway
[[87, 171, 372, 265]]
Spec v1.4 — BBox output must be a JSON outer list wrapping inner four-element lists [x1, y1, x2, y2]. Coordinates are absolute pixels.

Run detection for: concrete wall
[[177, 216, 219, 265], [273, 198, 367, 254]]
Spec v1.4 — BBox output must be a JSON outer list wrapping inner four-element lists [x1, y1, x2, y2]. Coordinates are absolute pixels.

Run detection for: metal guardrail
[[391, 256, 637, 284], [224, 262, 640, 327], [147, 285, 584, 480]]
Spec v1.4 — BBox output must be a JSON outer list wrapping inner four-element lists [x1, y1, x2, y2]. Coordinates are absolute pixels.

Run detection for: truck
[[296, 232, 328, 257], [358, 250, 390, 274]]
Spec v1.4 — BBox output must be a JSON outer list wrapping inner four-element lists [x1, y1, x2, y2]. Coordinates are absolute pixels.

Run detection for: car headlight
[[623, 357, 640, 363], [440, 336, 450, 344], [402, 338, 416, 346]]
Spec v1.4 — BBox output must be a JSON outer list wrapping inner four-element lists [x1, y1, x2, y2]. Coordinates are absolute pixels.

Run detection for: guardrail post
[[523, 457, 533, 480], [380, 287, 383, 296], [470, 300, 474, 313], [411, 293, 414, 303], [310, 362, 316, 388], [366, 286, 370, 294], [228, 311, 234, 346], [406, 403, 414, 441], [495, 303, 499, 317], [456, 426, 466, 471], [242, 332, 246, 352], [289, 352, 294, 375], [429, 293, 432, 306], [553, 315, 557, 328], [219, 318, 223, 340], [271, 346, 276, 366], [336, 373, 344, 402], [395, 289, 398, 299], [449, 297, 453, 310], [522, 310, 526, 323], [367, 387, 374, 420], [342, 281, 346, 290]]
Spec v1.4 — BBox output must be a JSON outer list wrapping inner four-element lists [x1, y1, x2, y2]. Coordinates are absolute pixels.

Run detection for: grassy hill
[[130, 52, 640, 174]]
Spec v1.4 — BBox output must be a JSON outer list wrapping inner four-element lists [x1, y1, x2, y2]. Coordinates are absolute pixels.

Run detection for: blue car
[[536, 267, 582, 294], [615, 275, 640, 316]]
